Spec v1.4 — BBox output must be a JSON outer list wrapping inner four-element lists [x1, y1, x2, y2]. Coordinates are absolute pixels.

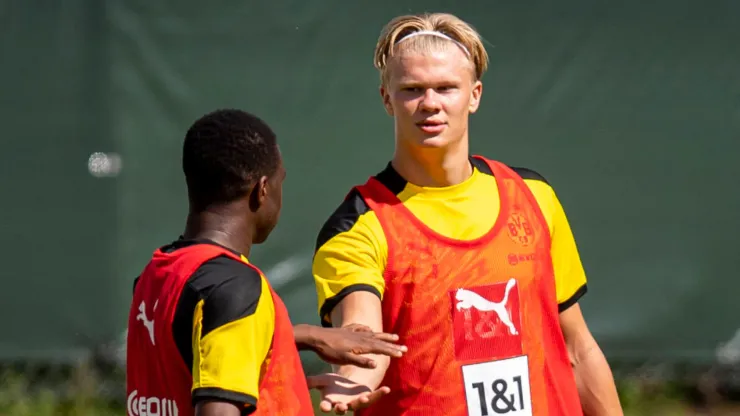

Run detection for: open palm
[[307, 373, 390, 415]]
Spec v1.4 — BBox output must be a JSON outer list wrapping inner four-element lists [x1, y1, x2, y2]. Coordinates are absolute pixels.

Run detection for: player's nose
[[418, 89, 442, 112]]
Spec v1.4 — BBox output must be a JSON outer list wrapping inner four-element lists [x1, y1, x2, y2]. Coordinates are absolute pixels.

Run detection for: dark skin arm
[[195, 401, 244, 416], [194, 324, 404, 415], [294, 323, 407, 369]]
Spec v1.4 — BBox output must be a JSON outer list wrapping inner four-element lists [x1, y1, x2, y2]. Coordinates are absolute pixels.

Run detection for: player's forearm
[[333, 355, 390, 390], [329, 292, 390, 389], [293, 324, 319, 351], [573, 344, 623, 416]]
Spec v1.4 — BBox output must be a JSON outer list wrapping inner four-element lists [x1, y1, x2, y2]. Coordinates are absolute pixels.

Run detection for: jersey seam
[[192, 386, 257, 413], [199, 274, 262, 339], [558, 283, 587, 312], [320, 283, 381, 327]]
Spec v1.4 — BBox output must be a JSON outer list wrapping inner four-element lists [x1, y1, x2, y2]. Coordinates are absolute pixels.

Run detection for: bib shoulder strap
[[470, 155, 519, 180], [353, 176, 400, 212], [473, 156, 551, 242]]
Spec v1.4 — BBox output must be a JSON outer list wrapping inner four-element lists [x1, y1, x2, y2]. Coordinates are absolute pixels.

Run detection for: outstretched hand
[[311, 324, 407, 369], [307, 373, 391, 414]]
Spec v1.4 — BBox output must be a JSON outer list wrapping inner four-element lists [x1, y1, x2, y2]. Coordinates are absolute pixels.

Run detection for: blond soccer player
[[309, 12, 624, 416]]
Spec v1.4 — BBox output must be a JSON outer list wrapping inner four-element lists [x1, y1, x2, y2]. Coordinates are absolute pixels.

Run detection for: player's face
[[381, 45, 482, 149], [253, 158, 285, 244]]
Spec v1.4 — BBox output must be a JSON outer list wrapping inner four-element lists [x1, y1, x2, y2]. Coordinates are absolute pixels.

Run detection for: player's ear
[[249, 176, 269, 212], [469, 80, 483, 114], [380, 85, 393, 116]]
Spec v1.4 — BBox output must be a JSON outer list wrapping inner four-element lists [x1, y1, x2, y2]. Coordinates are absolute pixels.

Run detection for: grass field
[[1, 366, 738, 416]]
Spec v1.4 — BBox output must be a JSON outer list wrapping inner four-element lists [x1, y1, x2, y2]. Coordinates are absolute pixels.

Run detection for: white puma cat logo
[[136, 300, 156, 346], [455, 278, 519, 336]]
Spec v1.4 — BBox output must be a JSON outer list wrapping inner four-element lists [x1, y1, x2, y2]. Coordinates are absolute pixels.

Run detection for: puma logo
[[136, 301, 156, 346], [455, 278, 519, 336]]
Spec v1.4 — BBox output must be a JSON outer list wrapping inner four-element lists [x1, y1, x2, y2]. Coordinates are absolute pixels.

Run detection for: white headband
[[395, 30, 471, 58]]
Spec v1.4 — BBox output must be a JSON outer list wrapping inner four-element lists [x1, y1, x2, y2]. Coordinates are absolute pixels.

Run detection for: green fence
[[2, 0, 739, 376]]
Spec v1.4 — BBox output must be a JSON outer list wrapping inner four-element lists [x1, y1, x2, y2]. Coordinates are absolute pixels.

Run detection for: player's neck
[[183, 205, 254, 257], [392, 141, 472, 188]]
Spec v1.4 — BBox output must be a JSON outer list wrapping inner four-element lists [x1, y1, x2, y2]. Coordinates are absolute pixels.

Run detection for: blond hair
[[373, 13, 489, 85]]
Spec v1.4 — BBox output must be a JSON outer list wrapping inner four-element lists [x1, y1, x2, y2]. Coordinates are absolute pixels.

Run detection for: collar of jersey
[[400, 166, 480, 200]]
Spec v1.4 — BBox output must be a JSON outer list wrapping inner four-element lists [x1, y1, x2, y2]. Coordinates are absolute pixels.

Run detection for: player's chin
[[418, 135, 453, 148]]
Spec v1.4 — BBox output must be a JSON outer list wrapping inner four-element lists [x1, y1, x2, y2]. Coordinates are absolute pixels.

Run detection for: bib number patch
[[462, 356, 532, 416]]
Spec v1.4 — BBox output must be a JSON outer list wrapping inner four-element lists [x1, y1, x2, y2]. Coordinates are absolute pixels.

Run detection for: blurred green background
[[1, 0, 739, 414]]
